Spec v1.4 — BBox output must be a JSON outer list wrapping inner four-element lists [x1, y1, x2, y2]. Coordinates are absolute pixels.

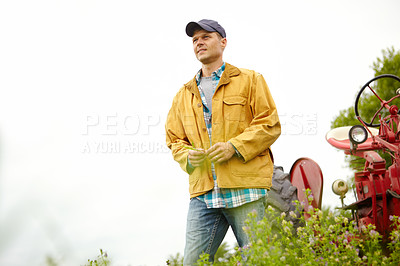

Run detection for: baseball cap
[[186, 19, 226, 38]]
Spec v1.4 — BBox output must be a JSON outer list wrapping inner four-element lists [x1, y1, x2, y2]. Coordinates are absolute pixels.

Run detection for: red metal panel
[[290, 158, 323, 211]]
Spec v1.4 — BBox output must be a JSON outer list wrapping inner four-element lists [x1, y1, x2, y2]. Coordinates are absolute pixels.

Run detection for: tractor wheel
[[266, 165, 304, 231]]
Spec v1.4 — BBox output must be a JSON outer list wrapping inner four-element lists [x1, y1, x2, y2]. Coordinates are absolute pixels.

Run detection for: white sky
[[1, 0, 400, 265]]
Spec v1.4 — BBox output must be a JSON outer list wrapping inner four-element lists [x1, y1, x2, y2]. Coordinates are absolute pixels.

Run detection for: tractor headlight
[[349, 125, 368, 144], [332, 179, 349, 197]]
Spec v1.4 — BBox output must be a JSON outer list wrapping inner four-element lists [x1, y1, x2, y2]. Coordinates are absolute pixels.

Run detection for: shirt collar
[[195, 62, 226, 85]]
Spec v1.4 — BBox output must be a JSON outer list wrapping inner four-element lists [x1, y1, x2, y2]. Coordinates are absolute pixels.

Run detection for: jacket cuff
[[228, 141, 244, 160]]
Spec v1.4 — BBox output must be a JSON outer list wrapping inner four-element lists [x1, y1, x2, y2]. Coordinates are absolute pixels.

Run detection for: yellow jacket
[[165, 63, 281, 198]]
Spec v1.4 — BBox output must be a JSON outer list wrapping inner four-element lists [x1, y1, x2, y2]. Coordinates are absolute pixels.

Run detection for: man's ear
[[221, 38, 227, 50]]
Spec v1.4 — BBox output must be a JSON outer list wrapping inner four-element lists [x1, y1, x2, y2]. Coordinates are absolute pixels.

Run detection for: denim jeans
[[183, 197, 266, 265]]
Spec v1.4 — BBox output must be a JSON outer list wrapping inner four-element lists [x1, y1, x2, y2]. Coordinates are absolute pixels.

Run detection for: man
[[165, 19, 281, 264]]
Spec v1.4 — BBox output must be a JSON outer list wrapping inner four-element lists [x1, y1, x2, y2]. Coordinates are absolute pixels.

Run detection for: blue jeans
[[183, 197, 266, 265]]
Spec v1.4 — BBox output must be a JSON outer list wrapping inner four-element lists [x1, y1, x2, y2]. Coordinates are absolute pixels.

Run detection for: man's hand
[[206, 142, 235, 164], [188, 148, 206, 167]]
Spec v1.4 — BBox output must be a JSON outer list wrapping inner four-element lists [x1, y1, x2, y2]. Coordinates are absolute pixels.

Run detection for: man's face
[[192, 29, 226, 64]]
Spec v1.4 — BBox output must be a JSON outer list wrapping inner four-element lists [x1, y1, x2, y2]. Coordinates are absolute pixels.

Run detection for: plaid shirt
[[195, 63, 267, 208]]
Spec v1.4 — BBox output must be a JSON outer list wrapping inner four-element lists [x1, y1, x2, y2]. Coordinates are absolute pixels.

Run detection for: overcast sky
[[1, 0, 400, 265]]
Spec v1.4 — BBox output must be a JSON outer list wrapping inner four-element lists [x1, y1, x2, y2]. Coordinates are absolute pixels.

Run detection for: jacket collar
[[195, 63, 225, 85], [185, 62, 241, 97]]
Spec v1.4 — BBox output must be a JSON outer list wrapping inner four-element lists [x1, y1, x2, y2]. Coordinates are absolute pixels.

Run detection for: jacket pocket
[[230, 154, 270, 177], [216, 155, 273, 188], [223, 96, 247, 121]]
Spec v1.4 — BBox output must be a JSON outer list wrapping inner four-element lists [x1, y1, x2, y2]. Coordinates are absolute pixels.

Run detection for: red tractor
[[316, 74, 400, 241], [324, 74, 400, 240], [269, 74, 400, 240]]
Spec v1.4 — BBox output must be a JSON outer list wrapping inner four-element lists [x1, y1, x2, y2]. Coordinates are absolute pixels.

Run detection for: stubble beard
[[196, 53, 215, 65]]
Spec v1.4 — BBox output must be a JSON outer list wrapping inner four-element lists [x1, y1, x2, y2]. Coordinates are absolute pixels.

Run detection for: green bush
[[196, 195, 400, 265]]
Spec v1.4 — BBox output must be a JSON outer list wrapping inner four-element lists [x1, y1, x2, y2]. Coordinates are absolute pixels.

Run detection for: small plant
[[166, 252, 184, 265], [386, 215, 400, 264], [84, 249, 110, 266]]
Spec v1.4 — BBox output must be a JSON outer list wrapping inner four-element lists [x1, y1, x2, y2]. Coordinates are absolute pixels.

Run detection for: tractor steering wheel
[[354, 74, 400, 127]]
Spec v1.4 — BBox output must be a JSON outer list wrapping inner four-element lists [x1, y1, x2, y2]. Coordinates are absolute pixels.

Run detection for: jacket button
[[202, 128, 206, 132], [197, 103, 202, 108]]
